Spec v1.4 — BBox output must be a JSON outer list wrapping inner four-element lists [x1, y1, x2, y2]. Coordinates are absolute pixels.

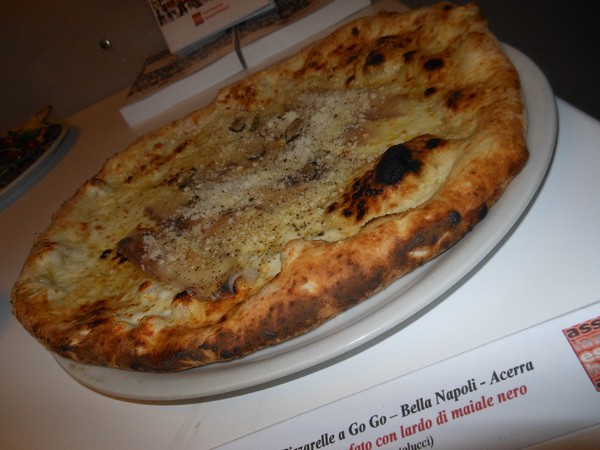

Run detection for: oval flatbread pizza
[[12, 3, 527, 371]]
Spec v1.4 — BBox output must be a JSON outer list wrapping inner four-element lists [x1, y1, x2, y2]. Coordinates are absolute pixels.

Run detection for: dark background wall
[[402, 0, 600, 120], [1, 0, 598, 132]]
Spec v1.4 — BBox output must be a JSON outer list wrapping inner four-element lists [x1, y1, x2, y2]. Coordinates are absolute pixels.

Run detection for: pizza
[[11, 3, 527, 372]]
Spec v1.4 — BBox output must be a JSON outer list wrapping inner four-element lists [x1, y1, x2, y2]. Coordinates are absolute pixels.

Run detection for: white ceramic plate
[[54, 45, 557, 401]]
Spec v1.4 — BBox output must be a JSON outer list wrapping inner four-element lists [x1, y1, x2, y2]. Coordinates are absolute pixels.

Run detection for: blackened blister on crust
[[426, 137, 443, 149], [445, 89, 477, 110], [336, 141, 426, 221], [87, 318, 108, 329], [478, 203, 489, 220], [365, 51, 385, 67], [403, 50, 417, 62], [424, 58, 444, 70], [448, 210, 462, 226], [375, 143, 422, 185]]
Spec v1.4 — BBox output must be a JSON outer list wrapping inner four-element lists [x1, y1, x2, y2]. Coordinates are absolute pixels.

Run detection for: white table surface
[[1, 71, 599, 449]]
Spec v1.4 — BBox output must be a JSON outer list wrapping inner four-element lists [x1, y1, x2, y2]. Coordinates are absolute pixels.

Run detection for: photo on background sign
[[150, 0, 203, 27]]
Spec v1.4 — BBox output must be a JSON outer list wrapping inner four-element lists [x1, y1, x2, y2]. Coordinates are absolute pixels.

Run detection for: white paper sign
[[219, 301, 600, 449], [150, 0, 274, 54]]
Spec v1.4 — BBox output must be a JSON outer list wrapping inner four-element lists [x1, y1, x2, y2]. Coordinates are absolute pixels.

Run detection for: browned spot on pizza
[[90, 177, 107, 188], [367, 50, 385, 64], [171, 290, 193, 307], [138, 280, 152, 292], [346, 53, 360, 66], [424, 86, 437, 96], [72, 301, 110, 335], [377, 35, 413, 49], [116, 235, 142, 262], [173, 142, 187, 154], [448, 210, 462, 226], [87, 318, 108, 329], [219, 346, 242, 361], [332, 138, 442, 222], [425, 137, 443, 149], [222, 83, 257, 108], [137, 317, 155, 337], [445, 88, 478, 110], [308, 59, 326, 72], [330, 264, 385, 309], [75, 221, 88, 234], [390, 213, 460, 269], [477, 202, 489, 221], [262, 294, 321, 338], [403, 50, 417, 62], [213, 276, 242, 299], [124, 143, 191, 184], [58, 344, 76, 354], [262, 327, 279, 340], [375, 143, 423, 185], [333, 42, 356, 60], [198, 329, 242, 360], [28, 240, 58, 260], [424, 58, 444, 71], [446, 89, 462, 109]]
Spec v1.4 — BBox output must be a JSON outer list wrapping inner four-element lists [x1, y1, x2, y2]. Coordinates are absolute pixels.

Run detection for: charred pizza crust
[[12, 3, 527, 371]]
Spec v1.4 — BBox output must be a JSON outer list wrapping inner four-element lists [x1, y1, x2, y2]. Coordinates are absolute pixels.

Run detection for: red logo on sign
[[563, 316, 600, 391], [193, 12, 205, 26]]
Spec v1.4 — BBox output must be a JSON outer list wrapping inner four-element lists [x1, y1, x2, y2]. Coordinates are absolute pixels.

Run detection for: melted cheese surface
[[113, 87, 444, 299]]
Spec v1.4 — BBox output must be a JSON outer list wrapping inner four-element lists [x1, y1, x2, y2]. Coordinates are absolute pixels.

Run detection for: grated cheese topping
[[115, 86, 443, 299]]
